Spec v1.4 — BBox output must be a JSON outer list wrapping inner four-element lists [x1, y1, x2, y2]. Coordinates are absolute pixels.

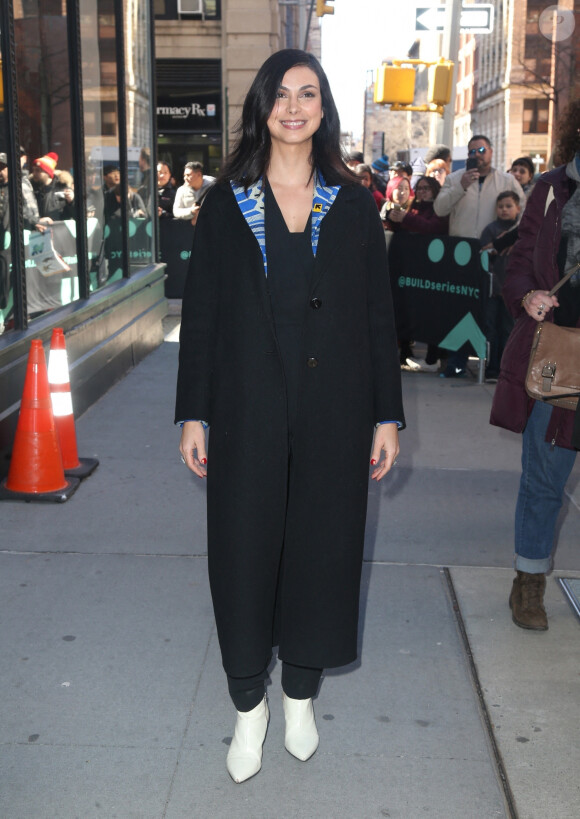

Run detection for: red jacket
[[490, 164, 578, 449]]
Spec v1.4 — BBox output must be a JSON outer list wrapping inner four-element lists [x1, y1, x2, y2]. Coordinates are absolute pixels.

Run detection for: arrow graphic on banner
[[438, 312, 487, 358]]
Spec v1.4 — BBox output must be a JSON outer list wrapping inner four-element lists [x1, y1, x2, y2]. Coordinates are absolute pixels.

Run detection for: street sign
[[415, 4, 494, 33]]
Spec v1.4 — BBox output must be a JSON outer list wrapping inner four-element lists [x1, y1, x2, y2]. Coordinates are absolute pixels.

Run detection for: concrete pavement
[[2, 322, 579, 819]]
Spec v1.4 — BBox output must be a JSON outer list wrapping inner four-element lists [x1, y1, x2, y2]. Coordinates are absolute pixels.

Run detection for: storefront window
[[0, 49, 12, 335], [80, 0, 123, 287], [14, 1, 80, 320], [0, 0, 161, 476], [124, 0, 154, 271], [0, 0, 158, 333]]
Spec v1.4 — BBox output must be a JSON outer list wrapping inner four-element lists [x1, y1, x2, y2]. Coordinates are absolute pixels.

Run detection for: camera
[[54, 191, 66, 200]]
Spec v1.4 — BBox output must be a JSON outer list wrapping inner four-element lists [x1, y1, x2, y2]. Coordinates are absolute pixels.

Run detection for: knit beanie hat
[[372, 154, 390, 173], [33, 152, 58, 178]]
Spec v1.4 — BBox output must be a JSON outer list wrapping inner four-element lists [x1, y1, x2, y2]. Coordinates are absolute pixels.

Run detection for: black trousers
[[227, 661, 322, 712]]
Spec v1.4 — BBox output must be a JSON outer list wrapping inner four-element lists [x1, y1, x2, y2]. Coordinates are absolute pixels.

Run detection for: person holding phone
[[433, 135, 525, 376], [434, 136, 524, 239]]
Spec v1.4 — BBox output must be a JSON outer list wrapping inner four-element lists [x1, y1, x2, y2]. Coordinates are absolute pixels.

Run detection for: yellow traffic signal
[[316, 0, 334, 16], [374, 66, 416, 106], [428, 60, 454, 106]]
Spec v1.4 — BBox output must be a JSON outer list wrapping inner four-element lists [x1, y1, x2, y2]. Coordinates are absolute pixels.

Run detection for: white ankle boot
[[282, 693, 319, 761], [226, 696, 269, 783]]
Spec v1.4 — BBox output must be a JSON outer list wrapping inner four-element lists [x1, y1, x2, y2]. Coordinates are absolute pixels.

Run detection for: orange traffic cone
[[0, 340, 79, 502], [48, 328, 98, 479]]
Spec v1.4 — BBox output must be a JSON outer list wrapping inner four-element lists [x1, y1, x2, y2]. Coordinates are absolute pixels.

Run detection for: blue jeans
[[515, 400, 577, 573]]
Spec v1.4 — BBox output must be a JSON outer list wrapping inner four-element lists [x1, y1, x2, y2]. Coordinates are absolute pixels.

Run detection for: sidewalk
[[2, 324, 579, 819]]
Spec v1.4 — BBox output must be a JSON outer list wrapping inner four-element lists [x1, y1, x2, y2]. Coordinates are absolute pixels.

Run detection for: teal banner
[[388, 233, 490, 358]]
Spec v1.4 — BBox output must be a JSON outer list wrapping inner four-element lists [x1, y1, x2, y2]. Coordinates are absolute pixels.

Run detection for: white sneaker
[[405, 356, 422, 371], [226, 696, 269, 783], [406, 357, 440, 373]]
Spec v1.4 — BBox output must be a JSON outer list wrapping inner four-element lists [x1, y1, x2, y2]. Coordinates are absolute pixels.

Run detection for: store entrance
[[157, 133, 222, 187]]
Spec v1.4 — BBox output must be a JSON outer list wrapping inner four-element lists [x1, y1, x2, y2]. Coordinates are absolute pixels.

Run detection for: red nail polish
[[370, 459, 377, 465], [201, 458, 207, 465]]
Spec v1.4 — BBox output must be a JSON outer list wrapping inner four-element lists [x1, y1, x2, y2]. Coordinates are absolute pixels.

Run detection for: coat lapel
[[231, 171, 341, 277], [228, 176, 360, 312], [224, 185, 275, 323]]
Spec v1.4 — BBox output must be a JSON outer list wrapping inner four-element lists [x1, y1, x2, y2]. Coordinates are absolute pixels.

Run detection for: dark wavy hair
[[414, 175, 441, 199], [217, 49, 356, 189], [554, 99, 580, 165]]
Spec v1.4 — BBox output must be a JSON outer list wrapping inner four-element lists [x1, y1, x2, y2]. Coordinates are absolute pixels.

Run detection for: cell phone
[[466, 157, 478, 171]]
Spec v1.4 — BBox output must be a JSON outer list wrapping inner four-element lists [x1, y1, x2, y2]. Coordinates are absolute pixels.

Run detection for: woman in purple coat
[[490, 100, 580, 630]]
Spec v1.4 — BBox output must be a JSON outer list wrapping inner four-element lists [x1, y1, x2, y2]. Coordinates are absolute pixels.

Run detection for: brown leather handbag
[[525, 263, 580, 410]]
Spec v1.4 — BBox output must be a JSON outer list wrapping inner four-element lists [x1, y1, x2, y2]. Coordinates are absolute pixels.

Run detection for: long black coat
[[175, 181, 404, 677]]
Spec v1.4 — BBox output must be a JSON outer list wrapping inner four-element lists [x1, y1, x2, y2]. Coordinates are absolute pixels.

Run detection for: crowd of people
[[345, 137, 534, 380], [0, 145, 216, 329], [345, 115, 580, 638]]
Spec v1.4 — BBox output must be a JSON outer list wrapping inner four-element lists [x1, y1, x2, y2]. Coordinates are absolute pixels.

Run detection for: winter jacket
[[490, 163, 579, 449], [434, 167, 524, 238]]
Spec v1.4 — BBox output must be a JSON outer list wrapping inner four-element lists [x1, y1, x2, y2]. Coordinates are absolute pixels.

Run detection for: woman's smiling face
[[267, 65, 323, 148]]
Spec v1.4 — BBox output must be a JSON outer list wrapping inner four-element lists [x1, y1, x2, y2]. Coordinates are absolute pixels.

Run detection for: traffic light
[[374, 66, 416, 106], [428, 60, 454, 106], [316, 0, 334, 16]]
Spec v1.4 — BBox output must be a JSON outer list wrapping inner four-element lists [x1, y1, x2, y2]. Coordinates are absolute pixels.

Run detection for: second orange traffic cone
[[0, 340, 80, 502], [48, 328, 99, 479]]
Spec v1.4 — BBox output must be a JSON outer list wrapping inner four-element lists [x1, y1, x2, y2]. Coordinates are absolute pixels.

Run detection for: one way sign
[[416, 4, 494, 33]]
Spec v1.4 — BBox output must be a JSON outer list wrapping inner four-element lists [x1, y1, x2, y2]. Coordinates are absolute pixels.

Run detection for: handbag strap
[[548, 261, 580, 297]]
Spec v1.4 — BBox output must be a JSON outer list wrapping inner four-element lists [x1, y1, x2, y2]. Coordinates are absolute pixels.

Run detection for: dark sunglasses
[[468, 146, 487, 155]]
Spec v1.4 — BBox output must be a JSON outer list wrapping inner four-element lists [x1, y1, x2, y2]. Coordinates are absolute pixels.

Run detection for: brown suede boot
[[509, 571, 548, 630]]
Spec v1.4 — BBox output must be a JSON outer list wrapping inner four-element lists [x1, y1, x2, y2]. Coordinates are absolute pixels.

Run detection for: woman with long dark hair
[[175, 49, 405, 783]]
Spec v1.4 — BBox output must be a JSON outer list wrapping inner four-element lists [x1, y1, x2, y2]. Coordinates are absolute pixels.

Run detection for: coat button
[[310, 297, 322, 309], [307, 357, 318, 368]]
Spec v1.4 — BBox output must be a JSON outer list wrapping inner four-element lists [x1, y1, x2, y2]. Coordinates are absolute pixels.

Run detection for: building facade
[[455, 0, 579, 171], [362, 0, 578, 171], [0, 0, 165, 479], [153, 0, 321, 182]]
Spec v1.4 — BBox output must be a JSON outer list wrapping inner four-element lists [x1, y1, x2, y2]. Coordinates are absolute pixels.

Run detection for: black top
[[264, 180, 315, 430]]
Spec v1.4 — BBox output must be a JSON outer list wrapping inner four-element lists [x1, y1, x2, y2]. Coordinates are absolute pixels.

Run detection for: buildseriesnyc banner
[[388, 233, 491, 358]]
